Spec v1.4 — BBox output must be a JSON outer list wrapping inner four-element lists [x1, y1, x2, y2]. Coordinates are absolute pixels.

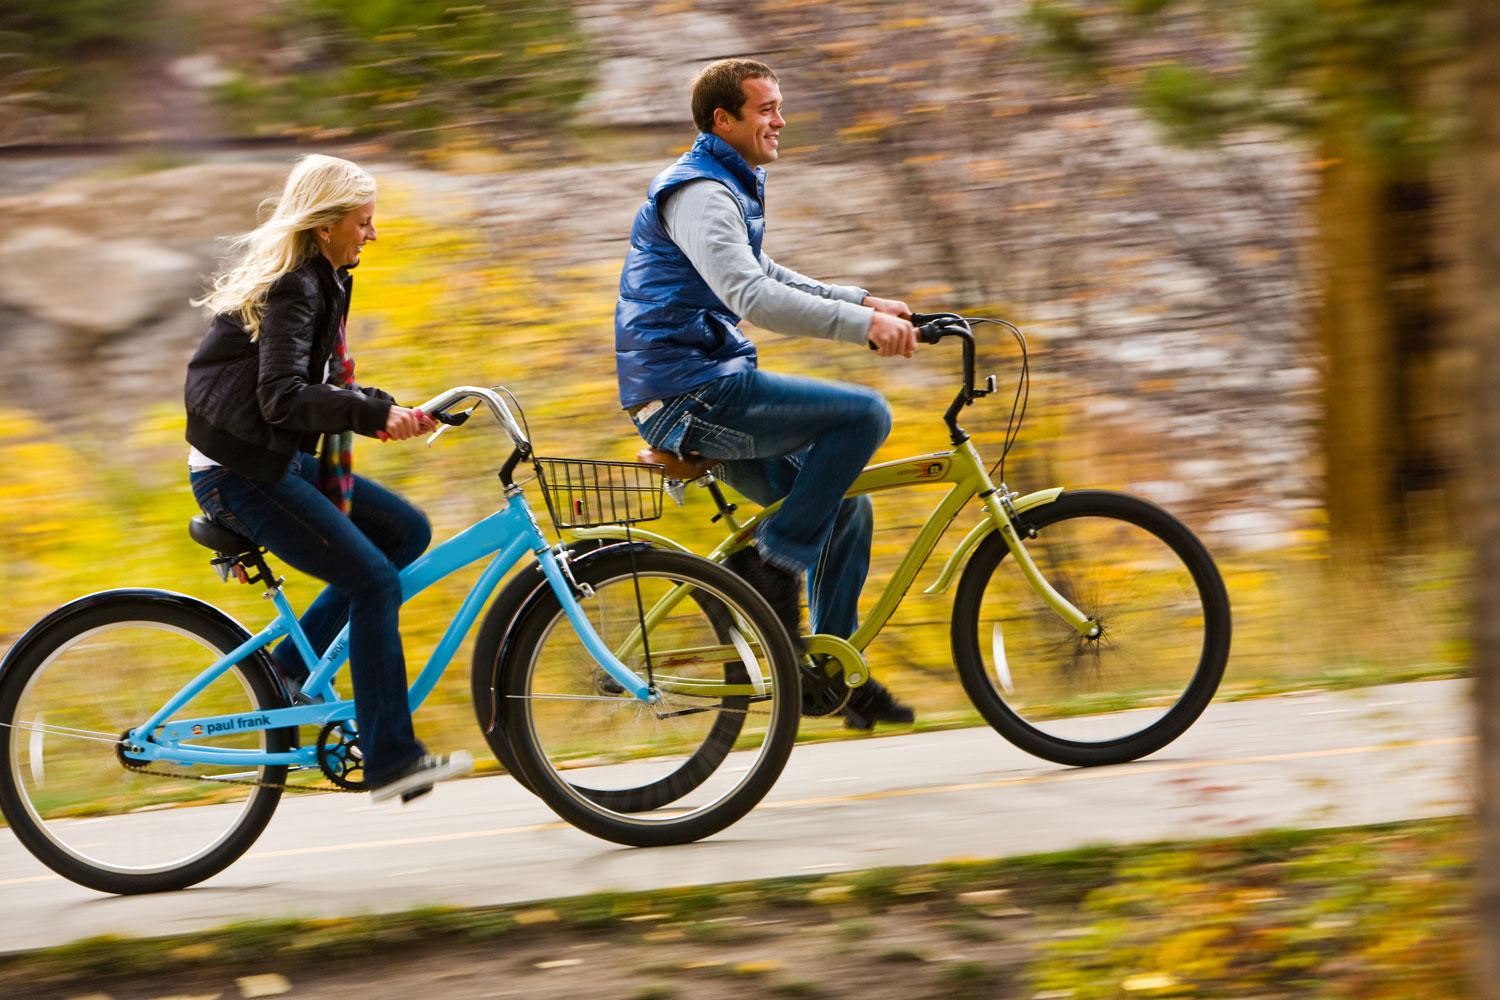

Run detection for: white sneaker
[[369, 750, 474, 804]]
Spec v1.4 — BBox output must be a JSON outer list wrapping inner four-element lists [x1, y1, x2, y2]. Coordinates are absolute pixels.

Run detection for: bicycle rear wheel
[[500, 549, 800, 846], [951, 490, 1230, 766], [0, 592, 291, 894]]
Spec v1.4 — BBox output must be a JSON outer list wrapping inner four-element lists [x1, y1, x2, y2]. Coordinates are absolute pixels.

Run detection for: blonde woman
[[185, 154, 471, 803]]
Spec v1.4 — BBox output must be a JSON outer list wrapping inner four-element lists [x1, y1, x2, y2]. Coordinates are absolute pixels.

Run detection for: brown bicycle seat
[[638, 448, 721, 481]]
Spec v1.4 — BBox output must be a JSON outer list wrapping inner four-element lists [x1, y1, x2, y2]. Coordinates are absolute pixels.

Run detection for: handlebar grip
[[869, 314, 955, 349]]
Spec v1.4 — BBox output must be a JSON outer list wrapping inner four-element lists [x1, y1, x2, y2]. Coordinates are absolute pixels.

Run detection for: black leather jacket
[[185, 255, 394, 481]]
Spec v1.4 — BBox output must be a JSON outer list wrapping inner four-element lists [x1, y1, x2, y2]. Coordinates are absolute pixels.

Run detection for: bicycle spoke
[[1, 720, 124, 744]]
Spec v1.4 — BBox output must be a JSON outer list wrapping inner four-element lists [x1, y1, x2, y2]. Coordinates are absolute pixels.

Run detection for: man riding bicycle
[[615, 58, 916, 729]]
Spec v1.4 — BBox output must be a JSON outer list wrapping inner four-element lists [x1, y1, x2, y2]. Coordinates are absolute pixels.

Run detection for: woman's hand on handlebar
[[382, 405, 438, 442]]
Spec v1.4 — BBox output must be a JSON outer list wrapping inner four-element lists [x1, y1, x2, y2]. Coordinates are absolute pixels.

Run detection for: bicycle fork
[[961, 441, 1100, 640]]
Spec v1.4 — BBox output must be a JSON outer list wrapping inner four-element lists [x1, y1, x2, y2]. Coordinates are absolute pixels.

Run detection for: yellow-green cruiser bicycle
[[558, 312, 1232, 770]]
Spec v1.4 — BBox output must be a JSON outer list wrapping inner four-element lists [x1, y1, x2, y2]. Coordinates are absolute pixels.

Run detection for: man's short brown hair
[[691, 59, 778, 133]]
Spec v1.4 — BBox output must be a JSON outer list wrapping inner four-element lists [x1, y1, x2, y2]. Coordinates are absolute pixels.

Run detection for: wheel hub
[[115, 730, 148, 770]]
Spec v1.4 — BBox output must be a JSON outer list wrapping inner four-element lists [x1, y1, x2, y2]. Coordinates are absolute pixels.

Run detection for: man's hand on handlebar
[[866, 310, 918, 358], [863, 294, 911, 319]]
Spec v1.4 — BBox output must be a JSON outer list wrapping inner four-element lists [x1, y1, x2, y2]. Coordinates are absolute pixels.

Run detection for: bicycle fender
[[0, 588, 283, 697], [565, 525, 693, 553], [470, 540, 651, 734], [923, 487, 1067, 596]]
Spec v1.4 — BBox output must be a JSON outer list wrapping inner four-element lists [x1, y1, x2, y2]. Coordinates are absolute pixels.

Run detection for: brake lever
[[426, 402, 480, 446]]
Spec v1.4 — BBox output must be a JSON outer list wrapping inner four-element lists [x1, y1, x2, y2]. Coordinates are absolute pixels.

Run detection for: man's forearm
[[759, 253, 867, 307]]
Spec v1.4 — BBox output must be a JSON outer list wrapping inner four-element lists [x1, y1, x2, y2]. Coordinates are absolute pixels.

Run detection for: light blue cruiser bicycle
[[0, 386, 802, 895]]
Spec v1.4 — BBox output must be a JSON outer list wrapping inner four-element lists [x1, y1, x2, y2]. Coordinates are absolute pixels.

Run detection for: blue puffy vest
[[615, 133, 765, 408]]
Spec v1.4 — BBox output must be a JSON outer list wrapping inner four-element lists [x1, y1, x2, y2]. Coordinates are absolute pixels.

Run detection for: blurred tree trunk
[[1024, 0, 1459, 561], [1468, 0, 1500, 994], [1315, 120, 1397, 561]]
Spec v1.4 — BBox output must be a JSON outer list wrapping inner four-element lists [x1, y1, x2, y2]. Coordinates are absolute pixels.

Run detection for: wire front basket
[[533, 457, 665, 530]]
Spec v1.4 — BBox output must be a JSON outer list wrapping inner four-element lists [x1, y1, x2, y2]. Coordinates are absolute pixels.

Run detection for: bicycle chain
[[125, 757, 364, 795]]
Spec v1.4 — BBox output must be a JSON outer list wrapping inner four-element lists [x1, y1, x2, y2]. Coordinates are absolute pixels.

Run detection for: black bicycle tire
[[568, 585, 749, 813], [471, 551, 748, 810], [950, 490, 1231, 767], [500, 549, 800, 846], [0, 593, 292, 894], [469, 561, 549, 794]]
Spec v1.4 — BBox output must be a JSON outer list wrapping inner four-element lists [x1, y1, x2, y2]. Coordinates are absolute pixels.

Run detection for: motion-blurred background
[[0, 1, 1469, 740]]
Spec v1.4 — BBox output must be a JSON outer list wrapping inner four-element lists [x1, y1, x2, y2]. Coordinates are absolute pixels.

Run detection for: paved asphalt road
[[0, 679, 1471, 954]]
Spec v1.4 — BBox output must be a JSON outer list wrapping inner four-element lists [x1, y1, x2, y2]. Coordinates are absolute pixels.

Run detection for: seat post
[[210, 549, 281, 592], [704, 477, 740, 527], [247, 551, 283, 594], [191, 516, 282, 592]]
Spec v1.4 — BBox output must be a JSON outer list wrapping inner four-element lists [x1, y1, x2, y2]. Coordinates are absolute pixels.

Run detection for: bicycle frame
[[570, 437, 1096, 684], [123, 491, 657, 770]]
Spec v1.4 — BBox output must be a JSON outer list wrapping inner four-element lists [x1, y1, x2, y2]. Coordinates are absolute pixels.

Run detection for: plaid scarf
[[318, 312, 357, 514]]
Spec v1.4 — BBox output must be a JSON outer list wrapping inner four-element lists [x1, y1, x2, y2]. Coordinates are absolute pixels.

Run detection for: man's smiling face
[[714, 75, 785, 168]]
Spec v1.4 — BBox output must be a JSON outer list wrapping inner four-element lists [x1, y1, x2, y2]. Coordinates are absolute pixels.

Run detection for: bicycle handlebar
[[865, 311, 986, 445], [413, 385, 531, 453], [866, 311, 971, 350]]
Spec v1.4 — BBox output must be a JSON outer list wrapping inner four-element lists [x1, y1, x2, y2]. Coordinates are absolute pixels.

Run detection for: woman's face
[[317, 199, 377, 269]]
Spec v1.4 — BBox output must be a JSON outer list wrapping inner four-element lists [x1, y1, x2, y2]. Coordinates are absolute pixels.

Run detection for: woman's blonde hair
[[194, 154, 376, 339]]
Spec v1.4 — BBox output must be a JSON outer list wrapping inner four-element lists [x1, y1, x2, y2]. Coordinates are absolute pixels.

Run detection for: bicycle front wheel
[[0, 592, 292, 894], [500, 549, 800, 846], [952, 490, 1230, 766]]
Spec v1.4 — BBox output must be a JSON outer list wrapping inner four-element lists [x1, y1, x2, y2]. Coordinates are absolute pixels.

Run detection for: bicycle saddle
[[188, 515, 257, 556], [637, 448, 720, 481]]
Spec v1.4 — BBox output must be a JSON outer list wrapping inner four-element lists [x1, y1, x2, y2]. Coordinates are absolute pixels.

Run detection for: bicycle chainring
[[316, 720, 367, 790], [799, 656, 851, 717]]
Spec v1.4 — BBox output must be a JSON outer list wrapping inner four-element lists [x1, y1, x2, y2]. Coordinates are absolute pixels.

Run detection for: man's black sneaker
[[842, 678, 916, 731], [723, 546, 803, 644]]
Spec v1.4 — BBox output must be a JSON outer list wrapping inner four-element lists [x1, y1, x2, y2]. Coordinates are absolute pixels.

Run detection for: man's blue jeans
[[634, 369, 891, 638], [189, 454, 432, 786]]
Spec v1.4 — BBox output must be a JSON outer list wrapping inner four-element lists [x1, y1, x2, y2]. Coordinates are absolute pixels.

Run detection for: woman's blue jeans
[[634, 369, 891, 638], [189, 454, 432, 786]]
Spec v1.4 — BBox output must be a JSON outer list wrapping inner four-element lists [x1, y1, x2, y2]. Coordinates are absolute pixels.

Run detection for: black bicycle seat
[[188, 516, 257, 556]]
